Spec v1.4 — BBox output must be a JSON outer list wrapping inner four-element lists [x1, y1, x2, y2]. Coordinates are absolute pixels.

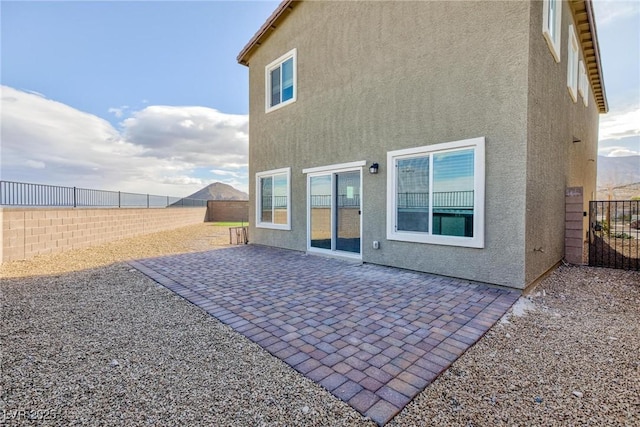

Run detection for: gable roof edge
[[237, 0, 296, 66], [237, 0, 607, 113], [569, 0, 608, 113]]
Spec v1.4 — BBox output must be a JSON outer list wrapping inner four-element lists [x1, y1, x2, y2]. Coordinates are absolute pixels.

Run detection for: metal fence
[[310, 194, 361, 208], [307, 192, 473, 209], [0, 181, 208, 208], [397, 191, 474, 209], [588, 200, 640, 271]]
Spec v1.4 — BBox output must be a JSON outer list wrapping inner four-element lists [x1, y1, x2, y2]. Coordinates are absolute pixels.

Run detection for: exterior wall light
[[369, 163, 379, 174]]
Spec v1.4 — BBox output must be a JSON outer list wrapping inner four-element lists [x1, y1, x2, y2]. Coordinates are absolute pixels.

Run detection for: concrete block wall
[[565, 187, 585, 264], [338, 208, 360, 239], [310, 208, 360, 239], [311, 208, 331, 240], [0, 207, 207, 263], [206, 200, 249, 223]]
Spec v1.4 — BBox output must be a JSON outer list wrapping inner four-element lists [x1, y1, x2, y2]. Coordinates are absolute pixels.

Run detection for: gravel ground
[[1, 223, 639, 426], [390, 265, 639, 426], [0, 223, 233, 279], [589, 234, 639, 270]]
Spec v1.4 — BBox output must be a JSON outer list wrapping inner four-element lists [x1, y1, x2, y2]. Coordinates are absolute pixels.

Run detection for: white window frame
[[304, 161, 365, 260], [265, 48, 297, 113], [255, 167, 291, 230], [542, 0, 562, 63], [386, 137, 485, 249], [567, 24, 579, 102], [578, 60, 589, 107]]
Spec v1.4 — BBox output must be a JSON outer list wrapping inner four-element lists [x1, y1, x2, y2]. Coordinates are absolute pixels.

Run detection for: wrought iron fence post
[[0, 180, 208, 210], [606, 201, 611, 238]]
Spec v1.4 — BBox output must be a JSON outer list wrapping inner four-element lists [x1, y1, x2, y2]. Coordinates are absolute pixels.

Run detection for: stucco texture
[[245, 0, 600, 289], [524, 0, 600, 284]]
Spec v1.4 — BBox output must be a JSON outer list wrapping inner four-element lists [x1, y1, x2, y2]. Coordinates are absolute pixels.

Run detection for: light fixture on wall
[[369, 163, 379, 174]]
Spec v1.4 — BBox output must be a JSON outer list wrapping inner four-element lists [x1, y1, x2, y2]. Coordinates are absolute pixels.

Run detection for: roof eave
[[570, 0, 608, 113], [237, 0, 296, 67], [237, 0, 608, 114]]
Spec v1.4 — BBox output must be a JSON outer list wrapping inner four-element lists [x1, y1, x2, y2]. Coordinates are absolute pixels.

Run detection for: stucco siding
[[524, 0, 600, 283], [248, 1, 532, 287]]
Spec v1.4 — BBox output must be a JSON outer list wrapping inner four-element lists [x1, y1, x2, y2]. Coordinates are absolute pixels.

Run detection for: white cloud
[[0, 85, 249, 197], [599, 104, 640, 141], [593, 0, 640, 27], [122, 105, 248, 169], [25, 160, 46, 169], [210, 169, 242, 177], [598, 146, 640, 157], [161, 176, 205, 186], [24, 89, 46, 98], [108, 105, 129, 118]]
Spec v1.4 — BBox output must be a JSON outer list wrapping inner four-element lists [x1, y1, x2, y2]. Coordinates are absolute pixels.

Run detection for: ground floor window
[[256, 167, 291, 230], [387, 137, 485, 248]]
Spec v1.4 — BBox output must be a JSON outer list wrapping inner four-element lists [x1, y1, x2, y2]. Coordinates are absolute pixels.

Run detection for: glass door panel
[[310, 175, 332, 250], [336, 171, 361, 253]]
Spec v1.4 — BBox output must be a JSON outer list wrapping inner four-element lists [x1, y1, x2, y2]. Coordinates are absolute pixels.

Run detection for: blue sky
[[2, 1, 277, 119], [593, 0, 640, 158], [1, 0, 638, 196]]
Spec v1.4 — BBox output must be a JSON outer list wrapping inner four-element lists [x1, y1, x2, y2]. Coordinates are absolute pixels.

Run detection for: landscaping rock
[[2, 224, 638, 426]]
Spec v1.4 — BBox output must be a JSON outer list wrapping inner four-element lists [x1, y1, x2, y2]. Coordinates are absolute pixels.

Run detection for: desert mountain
[[186, 182, 248, 200], [597, 156, 640, 200], [597, 155, 640, 187]]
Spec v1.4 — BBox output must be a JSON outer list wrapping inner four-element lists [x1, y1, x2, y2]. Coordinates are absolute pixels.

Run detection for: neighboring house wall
[[0, 207, 207, 262], [524, 0, 600, 281], [206, 200, 249, 223]]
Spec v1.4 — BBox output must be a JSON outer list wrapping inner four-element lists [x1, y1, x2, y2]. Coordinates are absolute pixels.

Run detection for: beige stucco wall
[[247, 0, 532, 288], [524, 0, 600, 283], [0, 207, 207, 262]]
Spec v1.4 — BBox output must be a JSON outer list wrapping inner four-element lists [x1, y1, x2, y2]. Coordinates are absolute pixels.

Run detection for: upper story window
[[386, 137, 485, 249], [265, 49, 297, 113], [256, 167, 291, 230], [542, 0, 562, 62], [567, 24, 579, 102], [578, 60, 589, 107]]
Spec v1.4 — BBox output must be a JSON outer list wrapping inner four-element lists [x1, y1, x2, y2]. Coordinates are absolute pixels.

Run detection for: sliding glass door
[[308, 169, 361, 257], [336, 171, 360, 253], [310, 175, 332, 250]]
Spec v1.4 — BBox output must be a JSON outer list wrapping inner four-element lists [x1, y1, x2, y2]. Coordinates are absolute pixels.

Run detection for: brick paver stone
[[130, 245, 519, 425]]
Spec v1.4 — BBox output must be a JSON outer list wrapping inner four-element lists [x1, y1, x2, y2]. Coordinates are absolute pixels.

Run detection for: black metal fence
[[397, 191, 474, 209], [0, 181, 208, 208], [310, 194, 361, 208], [307, 191, 473, 209], [588, 200, 640, 271]]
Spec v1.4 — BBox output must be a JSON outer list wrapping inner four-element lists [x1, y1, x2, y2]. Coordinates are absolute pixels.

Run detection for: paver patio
[[129, 245, 520, 425]]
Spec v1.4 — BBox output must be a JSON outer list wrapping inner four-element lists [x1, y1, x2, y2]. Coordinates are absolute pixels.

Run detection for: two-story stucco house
[[237, 0, 607, 290]]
